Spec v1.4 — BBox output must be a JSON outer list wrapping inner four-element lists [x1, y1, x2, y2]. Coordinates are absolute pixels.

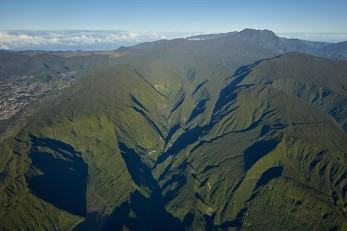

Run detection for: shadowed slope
[[27, 136, 88, 217]]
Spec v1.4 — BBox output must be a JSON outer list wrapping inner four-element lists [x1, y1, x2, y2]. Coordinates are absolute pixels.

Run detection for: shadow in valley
[[187, 99, 209, 123], [255, 166, 284, 189], [101, 57, 282, 230], [155, 124, 212, 168], [26, 135, 88, 217], [244, 139, 280, 170], [104, 142, 185, 231], [156, 59, 273, 169], [214, 58, 270, 114]]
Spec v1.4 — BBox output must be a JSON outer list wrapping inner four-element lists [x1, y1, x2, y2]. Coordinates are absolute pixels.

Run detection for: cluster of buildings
[[0, 71, 77, 121]]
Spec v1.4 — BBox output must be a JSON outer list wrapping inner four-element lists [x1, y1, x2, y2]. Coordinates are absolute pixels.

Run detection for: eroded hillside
[[0, 30, 347, 230]]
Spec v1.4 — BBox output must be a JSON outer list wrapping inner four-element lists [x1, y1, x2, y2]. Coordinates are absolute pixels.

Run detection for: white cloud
[[0, 30, 195, 50], [0, 44, 9, 50]]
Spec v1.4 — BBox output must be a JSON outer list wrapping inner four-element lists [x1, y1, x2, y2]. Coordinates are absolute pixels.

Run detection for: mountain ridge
[[0, 29, 347, 230], [129, 29, 347, 60]]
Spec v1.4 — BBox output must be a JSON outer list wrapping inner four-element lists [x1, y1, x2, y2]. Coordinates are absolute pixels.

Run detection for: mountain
[[130, 29, 347, 61], [323, 41, 347, 59], [0, 29, 347, 230], [239, 52, 347, 132], [213, 29, 347, 60]]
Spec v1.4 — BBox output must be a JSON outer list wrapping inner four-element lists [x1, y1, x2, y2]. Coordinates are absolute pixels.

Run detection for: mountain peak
[[241, 28, 275, 33], [238, 28, 278, 39]]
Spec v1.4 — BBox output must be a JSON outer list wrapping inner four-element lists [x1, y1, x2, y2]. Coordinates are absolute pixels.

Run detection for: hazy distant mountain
[[323, 41, 347, 59], [214, 29, 347, 60], [0, 29, 346, 231], [132, 29, 347, 60], [186, 31, 237, 40]]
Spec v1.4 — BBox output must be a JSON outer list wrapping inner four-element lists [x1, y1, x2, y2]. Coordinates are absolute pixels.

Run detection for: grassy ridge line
[[241, 52, 347, 133]]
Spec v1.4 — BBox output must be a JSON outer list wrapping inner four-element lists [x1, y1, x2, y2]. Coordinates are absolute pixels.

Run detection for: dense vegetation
[[0, 29, 347, 230]]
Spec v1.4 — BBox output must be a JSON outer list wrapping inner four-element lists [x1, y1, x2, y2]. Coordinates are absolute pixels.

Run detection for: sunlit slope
[[240, 52, 347, 132], [112, 33, 278, 129]]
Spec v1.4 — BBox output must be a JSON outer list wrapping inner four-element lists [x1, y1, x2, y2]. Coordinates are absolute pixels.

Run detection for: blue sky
[[1, 0, 346, 33]]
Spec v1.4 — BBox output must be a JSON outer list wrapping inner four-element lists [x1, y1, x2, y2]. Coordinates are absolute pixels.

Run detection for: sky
[[1, 0, 346, 33], [1, 0, 347, 50]]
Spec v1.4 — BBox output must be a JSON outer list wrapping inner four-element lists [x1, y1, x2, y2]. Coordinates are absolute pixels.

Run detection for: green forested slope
[[240, 52, 347, 132], [0, 34, 347, 230]]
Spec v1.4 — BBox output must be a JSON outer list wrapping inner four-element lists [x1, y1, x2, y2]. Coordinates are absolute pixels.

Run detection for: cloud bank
[[0, 30, 197, 50]]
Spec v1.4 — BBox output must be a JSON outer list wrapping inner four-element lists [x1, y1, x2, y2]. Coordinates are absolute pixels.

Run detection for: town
[[0, 71, 77, 125]]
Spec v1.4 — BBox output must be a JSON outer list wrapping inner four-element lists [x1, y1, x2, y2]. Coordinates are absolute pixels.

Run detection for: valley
[[0, 29, 347, 230]]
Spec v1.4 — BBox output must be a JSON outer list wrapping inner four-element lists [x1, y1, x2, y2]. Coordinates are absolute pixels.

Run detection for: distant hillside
[[323, 41, 347, 59], [132, 29, 347, 60], [0, 50, 114, 79]]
